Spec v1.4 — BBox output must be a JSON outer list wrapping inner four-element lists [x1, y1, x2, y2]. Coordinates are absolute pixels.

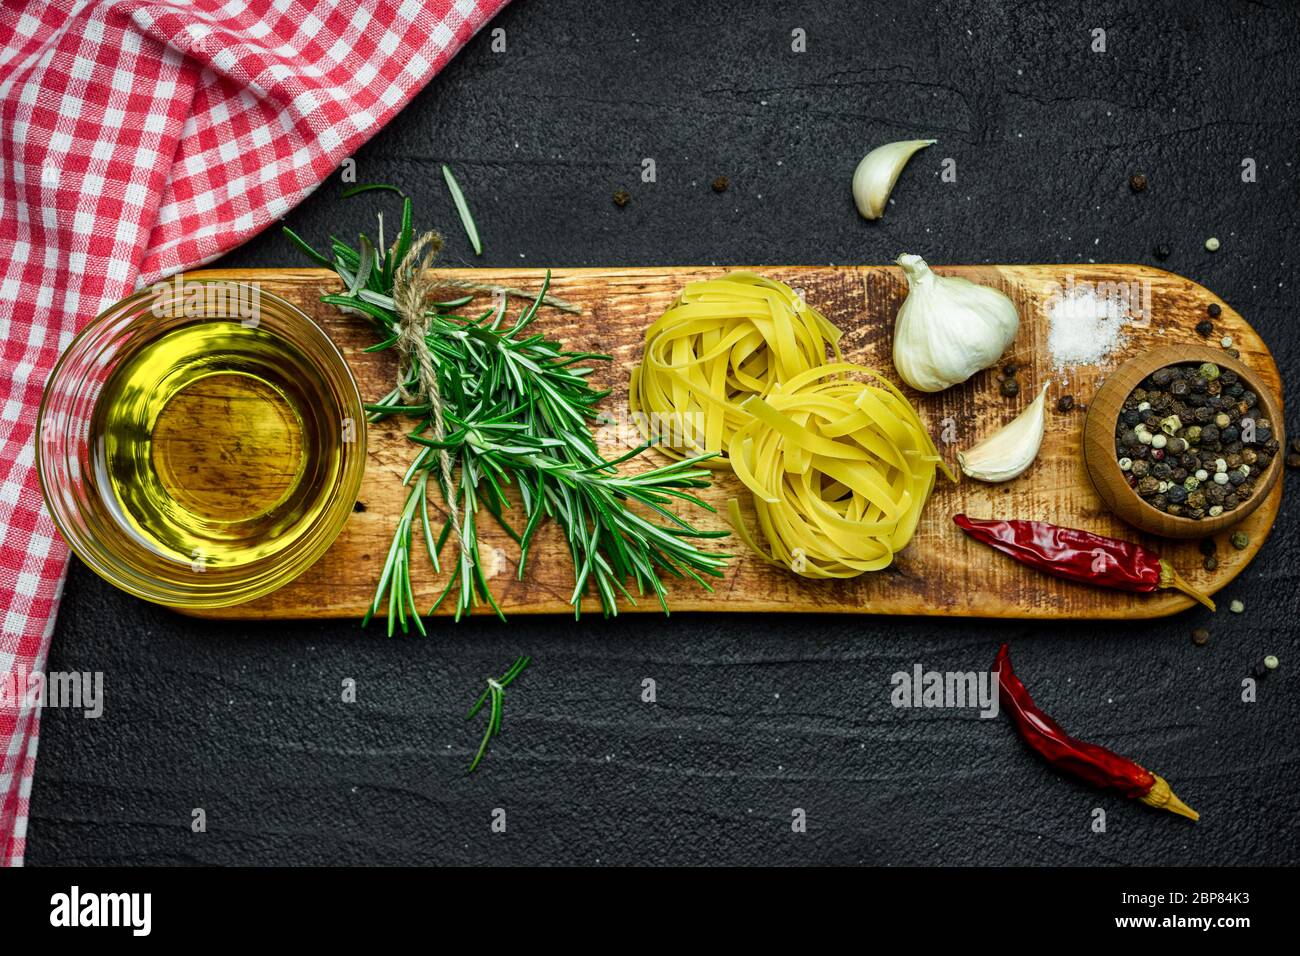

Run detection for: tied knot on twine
[[391, 230, 466, 558]]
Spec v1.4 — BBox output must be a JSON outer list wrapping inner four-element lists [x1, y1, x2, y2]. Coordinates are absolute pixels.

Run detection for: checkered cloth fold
[[0, 0, 506, 866]]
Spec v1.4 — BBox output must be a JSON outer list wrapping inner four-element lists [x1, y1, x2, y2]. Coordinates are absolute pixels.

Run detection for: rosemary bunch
[[285, 193, 728, 627]]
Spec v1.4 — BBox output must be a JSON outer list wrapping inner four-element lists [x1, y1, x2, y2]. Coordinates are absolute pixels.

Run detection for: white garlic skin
[[892, 253, 1020, 393], [852, 140, 935, 220]]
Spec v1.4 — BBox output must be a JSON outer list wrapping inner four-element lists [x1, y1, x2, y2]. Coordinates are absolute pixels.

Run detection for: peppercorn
[[1113, 360, 1272, 519], [613, 189, 631, 207], [1191, 627, 1210, 646], [1263, 654, 1279, 670], [711, 176, 729, 193], [1003, 362, 1018, 376], [1000, 378, 1020, 398], [1230, 531, 1249, 550], [1195, 319, 1213, 337], [1229, 599, 1244, 613], [1056, 394, 1075, 413], [1203, 554, 1218, 571], [1206, 303, 1221, 318], [1129, 173, 1148, 193], [1153, 244, 1170, 260]]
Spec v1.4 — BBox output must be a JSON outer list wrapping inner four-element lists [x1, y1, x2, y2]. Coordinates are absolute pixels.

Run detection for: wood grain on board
[[182, 264, 1285, 621]]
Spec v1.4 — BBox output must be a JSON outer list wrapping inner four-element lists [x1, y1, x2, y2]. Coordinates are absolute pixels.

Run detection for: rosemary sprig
[[285, 193, 729, 628], [465, 655, 530, 773]]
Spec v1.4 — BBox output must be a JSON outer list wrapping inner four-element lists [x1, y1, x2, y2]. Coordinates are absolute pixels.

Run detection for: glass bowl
[[37, 280, 367, 608]]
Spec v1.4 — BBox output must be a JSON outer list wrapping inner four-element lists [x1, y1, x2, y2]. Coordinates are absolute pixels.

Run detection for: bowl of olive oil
[[37, 279, 367, 608]]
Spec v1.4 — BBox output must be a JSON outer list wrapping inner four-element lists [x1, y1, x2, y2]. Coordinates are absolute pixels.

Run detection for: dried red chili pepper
[[954, 514, 1215, 611], [993, 644, 1198, 820]]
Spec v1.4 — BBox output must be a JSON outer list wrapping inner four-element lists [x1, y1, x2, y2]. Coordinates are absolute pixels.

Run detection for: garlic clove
[[957, 384, 1049, 483], [852, 139, 936, 220]]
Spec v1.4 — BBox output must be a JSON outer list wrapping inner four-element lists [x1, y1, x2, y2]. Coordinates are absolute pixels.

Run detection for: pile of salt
[[1046, 286, 1132, 373]]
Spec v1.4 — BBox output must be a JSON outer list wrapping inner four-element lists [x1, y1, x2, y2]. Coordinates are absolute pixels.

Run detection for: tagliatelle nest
[[629, 272, 842, 461], [726, 363, 956, 578]]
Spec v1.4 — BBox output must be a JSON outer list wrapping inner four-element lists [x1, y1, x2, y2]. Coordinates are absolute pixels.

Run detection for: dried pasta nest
[[727, 364, 955, 578], [630, 272, 842, 462]]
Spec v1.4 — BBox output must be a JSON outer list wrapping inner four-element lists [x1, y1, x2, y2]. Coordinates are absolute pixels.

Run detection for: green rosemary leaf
[[442, 163, 482, 255], [342, 183, 407, 199], [320, 295, 396, 327], [466, 686, 490, 720], [389, 196, 414, 286], [348, 236, 374, 295], [282, 227, 332, 267], [362, 335, 401, 353]]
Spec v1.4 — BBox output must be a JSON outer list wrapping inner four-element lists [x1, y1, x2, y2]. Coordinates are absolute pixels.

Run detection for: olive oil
[[92, 321, 343, 571]]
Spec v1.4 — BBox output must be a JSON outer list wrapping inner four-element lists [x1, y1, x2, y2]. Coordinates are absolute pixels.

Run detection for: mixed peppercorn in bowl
[[1114, 360, 1278, 520]]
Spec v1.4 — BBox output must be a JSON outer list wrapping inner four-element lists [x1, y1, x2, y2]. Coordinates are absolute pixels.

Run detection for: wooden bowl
[[1083, 345, 1286, 539]]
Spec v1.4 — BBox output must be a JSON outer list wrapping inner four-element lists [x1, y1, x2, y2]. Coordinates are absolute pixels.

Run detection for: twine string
[[390, 230, 465, 557]]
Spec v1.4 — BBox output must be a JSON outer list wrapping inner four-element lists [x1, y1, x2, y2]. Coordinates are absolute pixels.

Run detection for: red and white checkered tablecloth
[[0, 0, 507, 867]]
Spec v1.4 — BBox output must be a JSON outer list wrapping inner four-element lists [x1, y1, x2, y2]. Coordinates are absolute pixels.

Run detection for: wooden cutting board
[[184, 264, 1284, 621]]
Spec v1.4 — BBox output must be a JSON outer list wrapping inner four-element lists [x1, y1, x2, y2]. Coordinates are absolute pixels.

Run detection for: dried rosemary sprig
[[284, 192, 729, 627]]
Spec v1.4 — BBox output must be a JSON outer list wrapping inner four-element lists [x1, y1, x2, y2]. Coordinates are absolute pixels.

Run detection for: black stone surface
[[28, 0, 1300, 866]]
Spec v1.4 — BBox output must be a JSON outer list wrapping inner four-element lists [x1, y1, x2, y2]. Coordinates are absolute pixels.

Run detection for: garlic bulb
[[957, 384, 1049, 482], [892, 253, 1020, 393], [852, 140, 935, 220]]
